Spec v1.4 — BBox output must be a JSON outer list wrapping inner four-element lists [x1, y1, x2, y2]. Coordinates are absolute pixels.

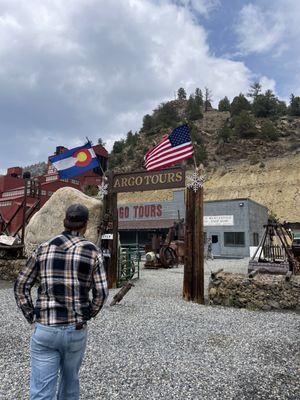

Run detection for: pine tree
[[194, 88, 203, 107], [97, 137, 106, 146], [127, 147, 134, 159], [230, 93, 251, 116], [194, 144, 207, 164], [247, 82, 262, 99], [186, 95, 203, 121], [260, 121, 279, 141], [234, 111, 257, 138], [204, 87, 212, 111], [125, 130, 138, 146], [289, 94, 300, 116], [218, 96, 231, 112], [189, 123, 202, 145], [252, 90, 280, 117], [155, 102, 179, 127], [177, 87, 187, 100], [112, 140, 125, 153], [142, 114, 154, 132], [218, 125, 233, 142], [277, 100, 287, 115]]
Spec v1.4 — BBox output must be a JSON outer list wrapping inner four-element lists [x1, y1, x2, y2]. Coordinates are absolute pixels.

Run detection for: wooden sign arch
[[101, 166, 204, 303]]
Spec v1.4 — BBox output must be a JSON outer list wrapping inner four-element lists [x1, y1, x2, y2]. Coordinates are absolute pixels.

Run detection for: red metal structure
[[0, 144, 108, 236]]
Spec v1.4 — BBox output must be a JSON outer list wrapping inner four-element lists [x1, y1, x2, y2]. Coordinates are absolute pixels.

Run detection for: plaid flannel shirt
[[14, 231, 108, 325]]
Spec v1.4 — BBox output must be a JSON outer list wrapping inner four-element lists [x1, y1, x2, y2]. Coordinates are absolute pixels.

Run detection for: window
[[224, 232, 245, 246], [2, 189, 24, 197], [253, 233, 259, 246], [204, 232, 207, 244], [0, 201, 12, 207], [45, 175, 58, 182]]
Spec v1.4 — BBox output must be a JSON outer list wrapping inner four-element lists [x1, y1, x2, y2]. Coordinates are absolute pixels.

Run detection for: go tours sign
[[111, 167, 185, 193]]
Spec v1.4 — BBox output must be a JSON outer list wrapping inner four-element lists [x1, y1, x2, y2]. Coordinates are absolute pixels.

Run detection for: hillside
[[204, 154, 300, 221], [24, 162, 47, 177], [109, 95, 300, 172]]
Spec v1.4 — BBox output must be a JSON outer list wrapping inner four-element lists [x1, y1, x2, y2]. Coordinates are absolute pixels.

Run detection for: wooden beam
[[106, 172, 118, 289], [183, 188, 193, 301], [183, 186, 204, 303], [109, 190, 118, 288]]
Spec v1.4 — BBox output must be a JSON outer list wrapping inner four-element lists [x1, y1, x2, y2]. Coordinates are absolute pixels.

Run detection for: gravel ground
[[0, 261, 299, 400]]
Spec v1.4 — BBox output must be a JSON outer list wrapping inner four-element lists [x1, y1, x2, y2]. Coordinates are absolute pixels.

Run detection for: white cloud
[[235, 1, 300, 97], [172, 0, 220, 16], [236, 1, 300, 56], [0, 0, 254, 169], [259, 76, 276, 93], [235, 4, 285, 54]]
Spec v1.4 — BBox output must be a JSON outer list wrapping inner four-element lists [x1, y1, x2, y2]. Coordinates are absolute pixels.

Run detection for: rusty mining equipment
[[110, 281, 134, 306], [144, 218, 185, 269], [0, 178, 41, 259], [248, 221, 300, 275]]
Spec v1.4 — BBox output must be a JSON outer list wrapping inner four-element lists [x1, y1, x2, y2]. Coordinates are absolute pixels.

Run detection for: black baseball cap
[[65, 204, 89, 223]]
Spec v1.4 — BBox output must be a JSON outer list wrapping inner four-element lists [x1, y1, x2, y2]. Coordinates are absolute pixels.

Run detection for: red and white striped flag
[[144, 124, 194, 171]]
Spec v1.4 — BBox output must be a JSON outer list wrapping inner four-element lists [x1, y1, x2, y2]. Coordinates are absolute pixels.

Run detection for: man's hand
[[30, 322, 35, 332]]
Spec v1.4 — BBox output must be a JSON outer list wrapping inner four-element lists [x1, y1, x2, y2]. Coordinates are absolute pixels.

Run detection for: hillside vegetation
[[108, 85, 300, 172]]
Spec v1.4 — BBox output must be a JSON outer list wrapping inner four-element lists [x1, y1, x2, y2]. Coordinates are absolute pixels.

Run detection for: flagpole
[[192, 148, 198, 170], [85, 136, 107, 177], [184, 120, 198, 170]]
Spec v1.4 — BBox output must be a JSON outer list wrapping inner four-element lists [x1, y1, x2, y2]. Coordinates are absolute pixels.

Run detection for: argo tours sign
[[119, 204, 163, 220], [111, 167, 185, 193]]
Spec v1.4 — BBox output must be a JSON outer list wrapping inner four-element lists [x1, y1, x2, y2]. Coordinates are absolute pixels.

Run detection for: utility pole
[[183, 183, 204, 303]]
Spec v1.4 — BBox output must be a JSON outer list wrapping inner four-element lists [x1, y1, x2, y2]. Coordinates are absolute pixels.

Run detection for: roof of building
[[204, 198, 268, 209]]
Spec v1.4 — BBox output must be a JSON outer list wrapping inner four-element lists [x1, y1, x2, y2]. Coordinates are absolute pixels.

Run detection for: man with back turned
[[14, 204, 108, 400]]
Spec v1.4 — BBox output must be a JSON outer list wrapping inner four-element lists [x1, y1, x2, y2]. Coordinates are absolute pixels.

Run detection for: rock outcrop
[[205, 154, 300, 221], [25, 187, 102, 254], [209, 272, 300, 310]]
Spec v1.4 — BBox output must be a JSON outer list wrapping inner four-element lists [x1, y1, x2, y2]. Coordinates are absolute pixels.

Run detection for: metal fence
[[117, 244, 142, 287]]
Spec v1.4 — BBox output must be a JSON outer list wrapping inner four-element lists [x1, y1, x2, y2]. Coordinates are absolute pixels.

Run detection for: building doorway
[[211, 234, 220, 256]]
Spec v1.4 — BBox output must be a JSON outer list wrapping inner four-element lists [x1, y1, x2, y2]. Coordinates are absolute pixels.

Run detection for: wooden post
[[21, 179, 28, 244], [106, 172, 118, 288], [183, 185, 204, 303]]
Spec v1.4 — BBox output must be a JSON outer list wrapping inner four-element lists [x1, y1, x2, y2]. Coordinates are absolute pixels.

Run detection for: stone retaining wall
[[209, 272, 300, 310], [0, 259, 26, 281]]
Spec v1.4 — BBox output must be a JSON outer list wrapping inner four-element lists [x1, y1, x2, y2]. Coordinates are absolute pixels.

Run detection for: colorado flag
[[49, 143, 99, 179]]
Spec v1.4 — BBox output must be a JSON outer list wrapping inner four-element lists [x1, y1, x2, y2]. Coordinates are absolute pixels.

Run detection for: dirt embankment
[[205, 154, 300, 221]]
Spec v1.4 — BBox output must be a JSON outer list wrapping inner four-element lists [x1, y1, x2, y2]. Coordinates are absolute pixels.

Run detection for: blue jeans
[[30, 323, 87, 400]]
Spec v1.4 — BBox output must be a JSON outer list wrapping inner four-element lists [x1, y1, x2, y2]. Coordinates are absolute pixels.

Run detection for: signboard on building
[[111, 167, 185, 193], [101, 233, 113, 240], [119, 204, 163, 220], [204, 215, 234, 226]]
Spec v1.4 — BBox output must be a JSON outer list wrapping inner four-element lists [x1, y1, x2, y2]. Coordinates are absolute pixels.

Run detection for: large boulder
[[25, 187, 102, 254]]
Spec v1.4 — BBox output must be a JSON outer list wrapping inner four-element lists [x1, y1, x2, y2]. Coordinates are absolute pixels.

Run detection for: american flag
[[145, 124, 194, 171]]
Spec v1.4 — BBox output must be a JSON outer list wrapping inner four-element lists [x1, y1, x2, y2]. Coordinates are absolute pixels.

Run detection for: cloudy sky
[[0, 0, 298, 172]]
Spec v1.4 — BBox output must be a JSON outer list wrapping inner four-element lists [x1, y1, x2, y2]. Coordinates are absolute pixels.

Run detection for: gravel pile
[[0, 264, 299, 399]]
